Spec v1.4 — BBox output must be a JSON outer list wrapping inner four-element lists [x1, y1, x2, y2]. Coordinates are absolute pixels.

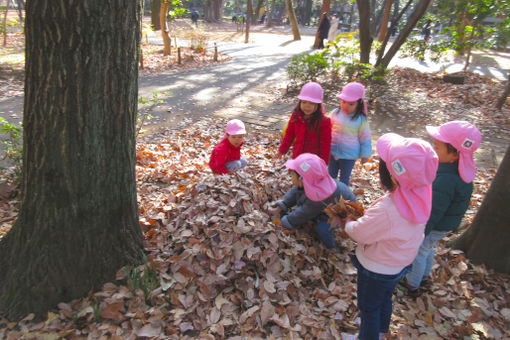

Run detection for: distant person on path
[[259, 13, 266, 24], [317, 12, 330, 49], [268, 153, 356, 249], [400, 121, 482, 296], [191, 10, 199, 27], [328, 14, 339, 42], [277, 82, 332, 164], [328, 82, 372, 186], [209, 119, 248, 174], [335, 133, 438, 340], [422, 19, 432, 41]]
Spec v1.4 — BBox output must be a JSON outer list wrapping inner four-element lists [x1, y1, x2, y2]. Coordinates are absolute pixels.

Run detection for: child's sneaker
[[421, 276, 432, 290], [398, 277, 420, 297]]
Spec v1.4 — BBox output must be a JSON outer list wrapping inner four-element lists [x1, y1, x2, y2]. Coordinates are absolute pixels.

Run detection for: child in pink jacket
[[338, 133, 438, 340]]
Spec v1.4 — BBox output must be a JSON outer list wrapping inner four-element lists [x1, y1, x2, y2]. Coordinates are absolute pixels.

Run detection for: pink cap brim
[[425, 126, 448, 143], [298, 95, 322, 103]]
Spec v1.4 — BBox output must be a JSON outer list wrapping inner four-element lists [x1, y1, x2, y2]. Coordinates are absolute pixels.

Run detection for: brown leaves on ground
[[1, 117, 508, 339], [324, 198, 365, 220], [139, 44, 231, 76]]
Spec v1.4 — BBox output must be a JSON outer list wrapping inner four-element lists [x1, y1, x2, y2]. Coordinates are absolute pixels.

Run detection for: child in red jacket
[[277, 82, 332, 164], [209, 119, 247, 174]]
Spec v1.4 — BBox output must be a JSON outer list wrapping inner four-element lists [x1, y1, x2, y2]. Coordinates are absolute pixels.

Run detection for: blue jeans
[[317, 220, 337, 248], [405, 230, 448, 288], [328, 157, 356, 186], [350, 254, 410, 340], [225, 157, 247, 172]]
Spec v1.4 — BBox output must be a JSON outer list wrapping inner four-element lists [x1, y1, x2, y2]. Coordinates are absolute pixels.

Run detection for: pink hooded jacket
[[345, 193, 425, 274]]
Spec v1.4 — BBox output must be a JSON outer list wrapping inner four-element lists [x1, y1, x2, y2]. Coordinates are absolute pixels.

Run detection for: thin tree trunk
[[286, 0, 301, 40], [160, 2, 171, 55], [357, 0, 372, 63], [0, 0, 144, 321], [449, 144, 510, 274], [496, 74, 510, 110], [266, 0, 276, 27], [3, 0, 10, 47], [378, 0, 392, 42], [313, 0, 330, 49], [376, 0, 432, 70], [375, 0, 413, 67], [151, 0, 161, 30], [245, 0, 252, 43]]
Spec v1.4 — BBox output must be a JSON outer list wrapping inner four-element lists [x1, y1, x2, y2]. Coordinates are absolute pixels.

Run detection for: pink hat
[[426, 120, 481, 183], [377, 133, 438, 224], [225, 119, 246, 135], [338, 82, 368, 115], [298, 82, 323, 104], [285, 153, 337, 202]]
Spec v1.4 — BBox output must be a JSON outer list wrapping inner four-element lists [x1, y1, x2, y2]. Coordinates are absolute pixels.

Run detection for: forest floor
[[1, 16, 510, 339]]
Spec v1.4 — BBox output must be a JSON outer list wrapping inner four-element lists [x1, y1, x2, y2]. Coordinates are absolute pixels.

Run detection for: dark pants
[[328, 157, 356, 186], [350, 254, 410, 340], [318, 38, 325, 49]]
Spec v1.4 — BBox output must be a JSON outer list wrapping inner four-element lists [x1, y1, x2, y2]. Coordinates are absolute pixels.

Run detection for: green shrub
[[0, 117, 23, 178], [287, 50, 329, 86]]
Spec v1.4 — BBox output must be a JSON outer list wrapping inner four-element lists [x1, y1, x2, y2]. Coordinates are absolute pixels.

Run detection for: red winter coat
[[209, 137, 243, 174], [279, 109, 332, 164]]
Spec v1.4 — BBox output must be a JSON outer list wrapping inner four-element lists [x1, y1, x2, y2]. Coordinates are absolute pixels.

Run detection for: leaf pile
[[324, 198, 365, 221], [2, 117, 508, 339]]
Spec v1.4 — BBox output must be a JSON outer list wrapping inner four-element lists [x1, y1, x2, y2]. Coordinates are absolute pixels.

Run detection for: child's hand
[[329, 216, 345, 229], [360, 157, 369, 164], [275, 152, 283, 159]]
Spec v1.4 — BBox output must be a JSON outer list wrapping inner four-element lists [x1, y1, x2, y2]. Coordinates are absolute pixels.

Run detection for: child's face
[[300, 100, 318, 116], [341, 99, 357, 114], [290, 170, 303, 187], [227, 134, 245, 147], [432, 138, 459, 163]]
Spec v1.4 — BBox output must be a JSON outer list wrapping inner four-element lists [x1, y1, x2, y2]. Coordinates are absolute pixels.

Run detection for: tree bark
[[0, 0, 144, 320], [2, 0, 10, 47], [376, 0, 432, 70], [357, 0, 372, 63], [375, 0, 413, 67], [151, 0, 161, 30], [286, 0, 301, 40], [160, 1, 171, 55], [449, 145, 510, 274], [245, 0, 252, 43], [378, 0, 392, 42], [266, 0, 276, 27], [496, 73, 510, 110], [313, 0, 330, 49]]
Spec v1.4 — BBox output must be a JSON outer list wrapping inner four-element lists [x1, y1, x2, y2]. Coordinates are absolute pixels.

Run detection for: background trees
[[0, 0, 144, 320]]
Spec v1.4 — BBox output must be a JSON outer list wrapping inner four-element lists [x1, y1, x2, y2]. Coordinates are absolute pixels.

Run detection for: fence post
[[214, 43, 218, 62], [178, 47, 181, 64]]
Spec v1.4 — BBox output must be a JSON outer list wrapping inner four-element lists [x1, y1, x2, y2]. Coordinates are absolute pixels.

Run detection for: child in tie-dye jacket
[[328, 82, 372, 186]]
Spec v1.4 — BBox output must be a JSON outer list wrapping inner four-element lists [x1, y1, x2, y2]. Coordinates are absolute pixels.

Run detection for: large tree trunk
[[286, 0, 301, 40], [313, 0, 330, 49], [496, 73, 510, 110], [449, 145, 510, 274], [376, 0, 432, 70], [0, 0, 144, 320], [357, 0, 372, 63], [160, 1, 171, 55]]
